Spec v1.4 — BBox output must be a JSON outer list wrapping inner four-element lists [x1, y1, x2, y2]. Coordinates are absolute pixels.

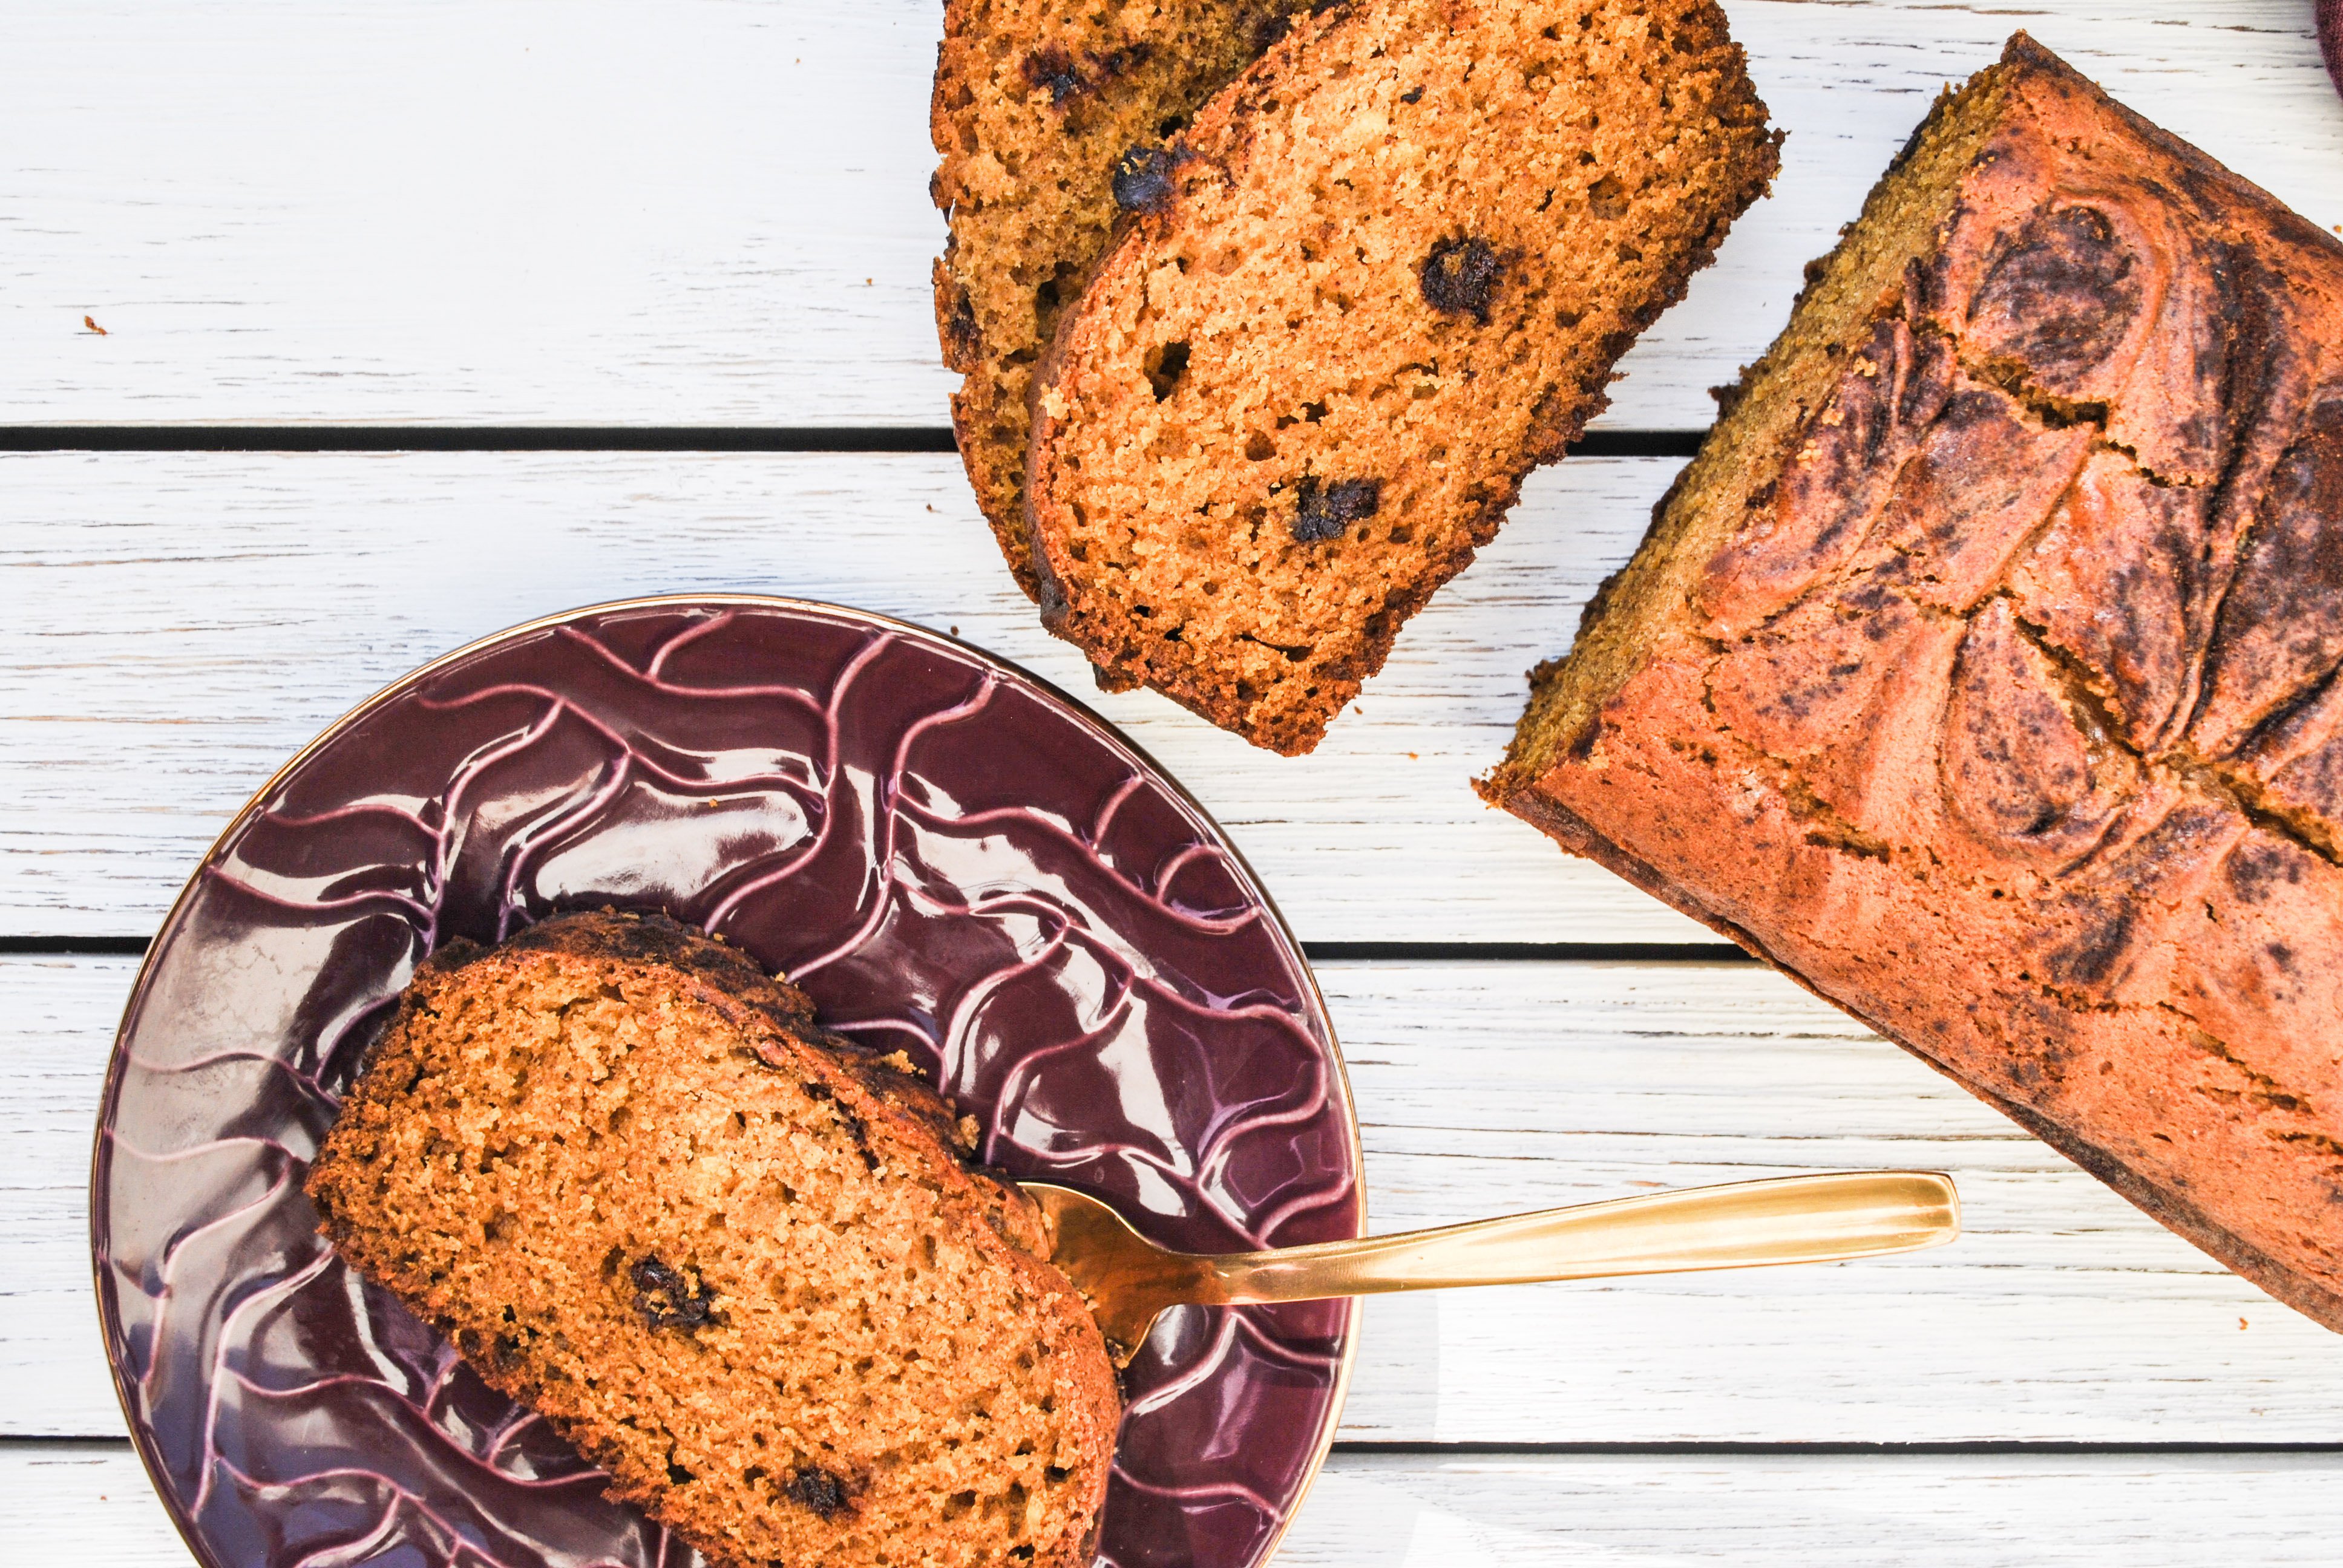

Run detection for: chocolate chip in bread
[[1024, 0, 1778, 754]]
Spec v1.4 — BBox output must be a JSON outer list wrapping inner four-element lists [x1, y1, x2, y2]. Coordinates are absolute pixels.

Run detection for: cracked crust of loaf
[[1024, 0, 1777, 755], [931, 0, 1312, 597], [1483, 33, 2343, 1331], [306, 911, 1121, 1568]]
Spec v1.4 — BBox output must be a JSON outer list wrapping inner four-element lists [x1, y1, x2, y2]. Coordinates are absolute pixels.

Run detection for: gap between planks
[[19, 952, 2343, 1447], [5, 1433, 2332, 1455], [0, 937, 1752, 962], [0, 426, 1709, 457]]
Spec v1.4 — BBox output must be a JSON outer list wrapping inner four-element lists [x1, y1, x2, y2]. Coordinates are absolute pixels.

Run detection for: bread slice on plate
[[931, 0, 1314, 596], [307, 911, 1121, 1568], [1025, 0, 1778, 754], [1482, 34, 2343, 1331]]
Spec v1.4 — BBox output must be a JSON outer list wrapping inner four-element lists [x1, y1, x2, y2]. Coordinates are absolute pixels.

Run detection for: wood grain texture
[[11, 5, 2343, 1549], [2, 1, 2335, 428], [23, 955, 2343, 1444], [4, 957, 128, 1440], [0, 1448, 190, 1568], [0, 449, 1711, 942], [1279, 1451, 2343, 1566], [11, 1443, 2339, 1568]]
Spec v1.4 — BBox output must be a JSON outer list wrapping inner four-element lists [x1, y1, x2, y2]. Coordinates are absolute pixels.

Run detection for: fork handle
[[1195, 1172, 1959, 1305]]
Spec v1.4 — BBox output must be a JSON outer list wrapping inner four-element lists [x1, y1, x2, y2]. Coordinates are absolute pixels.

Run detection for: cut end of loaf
[[306, 911, 1120, 1568], [1027, 0, 1778, 754]]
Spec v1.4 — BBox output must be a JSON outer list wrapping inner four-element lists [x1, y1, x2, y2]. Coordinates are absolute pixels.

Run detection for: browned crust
[[308, 910, 1121, 1568], [929, 0, 1041, 596], [929, 0, 1312, 598], [429, 913, 1019, 1207], [1498, 792, 2343, 1333], [1024, 0, 1779, 755], [1993, 34, 2343, 262]]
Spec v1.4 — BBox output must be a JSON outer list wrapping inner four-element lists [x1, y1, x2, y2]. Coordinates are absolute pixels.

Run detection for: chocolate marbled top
[[1509, 36, 2343, 1330]]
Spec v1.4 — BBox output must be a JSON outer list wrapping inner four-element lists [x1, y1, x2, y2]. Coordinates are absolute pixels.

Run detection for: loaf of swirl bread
[[306, 911, 1121, 1567], [1483, 34, 2343, 1330], [1025, 0, 1776, 754]]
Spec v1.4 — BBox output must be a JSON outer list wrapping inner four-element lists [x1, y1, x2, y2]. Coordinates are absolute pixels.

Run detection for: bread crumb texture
[[932, 0, 1315, 593], [307, 912, 1120, 1568], [1487, 34, 2343, 1331], [1026, 0, 1777, 753]]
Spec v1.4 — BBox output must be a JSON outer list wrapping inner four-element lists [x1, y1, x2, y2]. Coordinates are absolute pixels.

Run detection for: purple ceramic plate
[[93, 596, 1362, 1568]]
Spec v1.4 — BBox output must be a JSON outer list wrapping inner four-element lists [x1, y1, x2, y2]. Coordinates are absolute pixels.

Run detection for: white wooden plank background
[[20, 955, 2339, 1446], [13, 1444, 2341, 1568], [1281, 1452, 2343, 1567], [10, 2, 2343, 1562], [3, 1, 2335, 429], [0, 449, 1712, 944]]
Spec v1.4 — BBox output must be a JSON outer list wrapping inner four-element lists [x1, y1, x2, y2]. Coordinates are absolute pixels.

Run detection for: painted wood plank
[[1279, 1451, 2343, 1566], [1323, 959, 2343, 1446], [2, 958, 127, 1442], [18, 955, 2343, 1444], [8, 1443, 2341, 1568], [4, 1, 2336, 428], [0, 1447, 191, 1568], [0, 448, 1712, 943]]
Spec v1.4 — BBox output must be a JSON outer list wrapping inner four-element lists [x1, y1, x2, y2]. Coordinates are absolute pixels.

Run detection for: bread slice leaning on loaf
[[1026, 0, 1778, 754], [307, 910, 1121, 1568], [931, 0, 1314, 596], [1483, 34, 2343, 1330]]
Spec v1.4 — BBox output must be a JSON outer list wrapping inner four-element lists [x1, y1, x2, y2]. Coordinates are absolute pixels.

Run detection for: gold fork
[[1023, 1171, 1960, 1364]]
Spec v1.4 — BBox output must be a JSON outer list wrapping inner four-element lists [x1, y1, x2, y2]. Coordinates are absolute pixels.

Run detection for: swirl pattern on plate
[[94, 599, 1360, 1568]]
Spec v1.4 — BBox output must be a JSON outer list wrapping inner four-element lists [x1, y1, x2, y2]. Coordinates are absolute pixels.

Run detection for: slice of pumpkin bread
[[1026, 0, 1778, 754], [1483, 34, 2343, 1330], [307, 910, 1121, 1567], [932, 0, 1313, 596]]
